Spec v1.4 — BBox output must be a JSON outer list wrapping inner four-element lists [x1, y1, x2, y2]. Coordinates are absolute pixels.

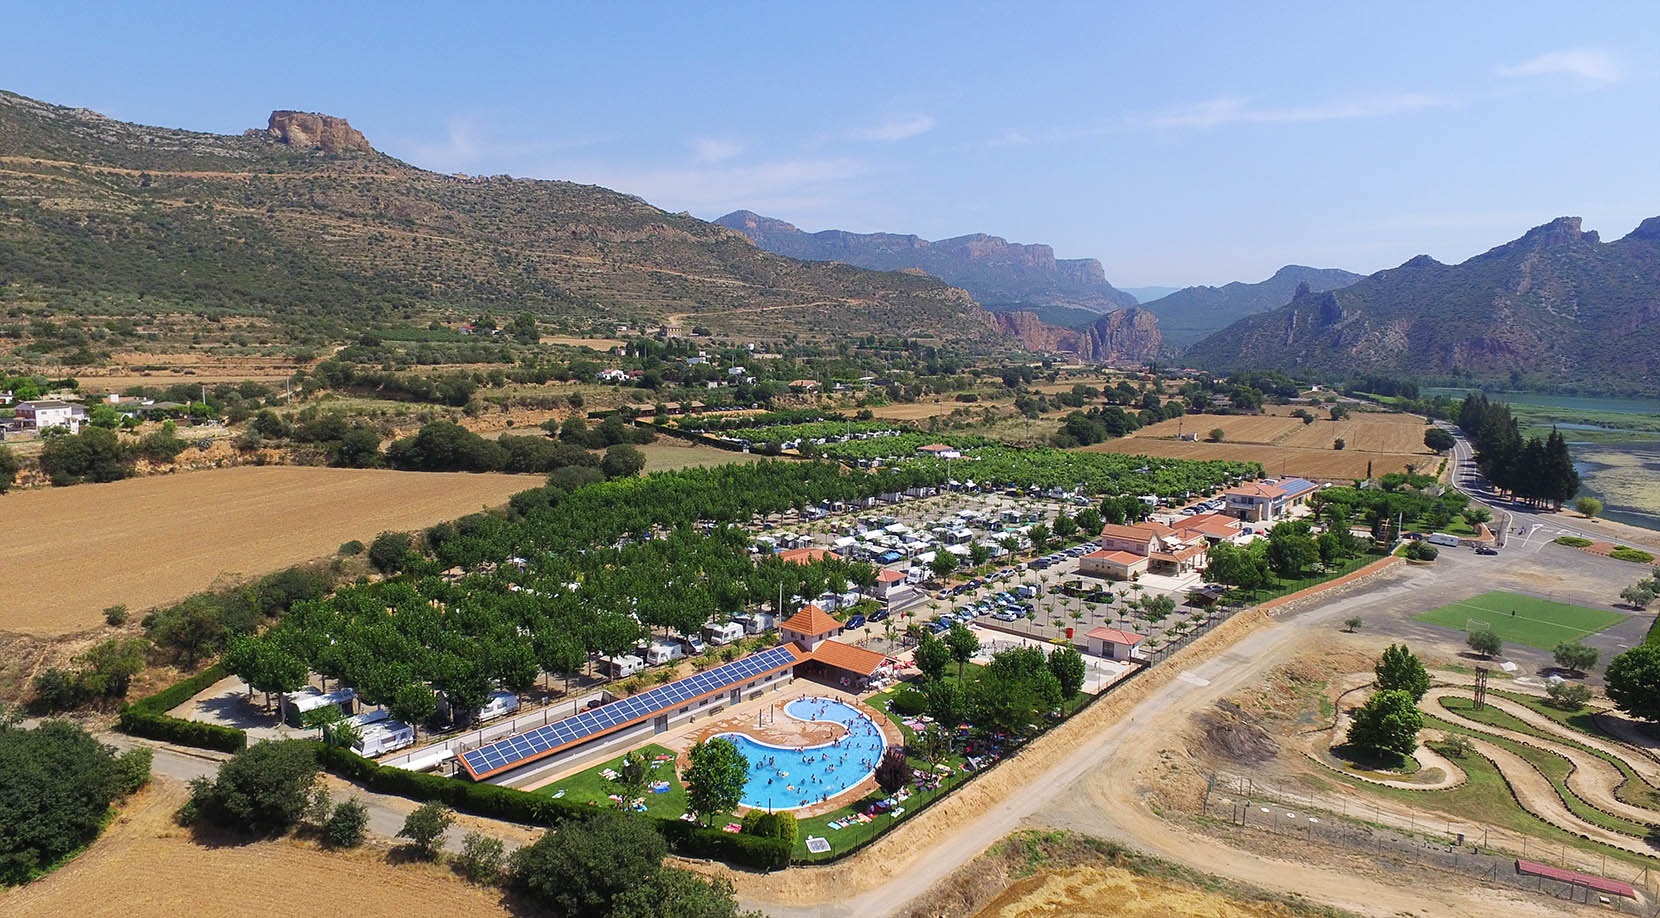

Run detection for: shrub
[[103, 604, 129, 627], [338, 539, 365, 556], [1405, 541, 1438, 561], [398, 801, 455, 859], [1554, 535, 1594, 548], [323, 797, 370, 848], [890, 688, 928, 716], [1611, 546, 1655, 563], [1546, 681, 1593, 711], [368, 531, 413, 573], [0, 720, 140, 885], [31, 668, 82, 712], [455, 831, 506, 883]]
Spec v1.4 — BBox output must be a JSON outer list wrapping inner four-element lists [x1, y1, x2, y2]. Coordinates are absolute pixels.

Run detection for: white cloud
[[1498, 47, 1621, 83], [402, 117, 604, 174], [691, 136, 743, 163], [848, 115, 936, 142], [1147, 92, 1447, 129]]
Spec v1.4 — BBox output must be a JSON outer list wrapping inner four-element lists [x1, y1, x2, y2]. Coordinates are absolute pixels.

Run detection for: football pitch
[[1413, 591, 1626, 651]]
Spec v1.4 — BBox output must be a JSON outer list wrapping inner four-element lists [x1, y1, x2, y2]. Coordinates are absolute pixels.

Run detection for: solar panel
[[461, 645, 801, 776]]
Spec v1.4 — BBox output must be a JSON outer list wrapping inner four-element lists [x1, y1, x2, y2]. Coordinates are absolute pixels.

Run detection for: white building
[[16, 400, 88, 434]]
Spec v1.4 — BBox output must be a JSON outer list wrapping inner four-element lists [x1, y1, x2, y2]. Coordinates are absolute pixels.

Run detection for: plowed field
[[0, 467, 532, 635], [1083, 411, 1436, 480]]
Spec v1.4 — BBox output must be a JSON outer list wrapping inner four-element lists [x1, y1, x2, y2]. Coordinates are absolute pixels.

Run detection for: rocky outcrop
[[1077, 307, 1163, 364], [266, 111, 372, 153], [995, 309, 1078, 352]]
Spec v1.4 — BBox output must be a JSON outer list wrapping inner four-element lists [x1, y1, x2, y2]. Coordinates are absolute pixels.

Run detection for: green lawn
[[1412, 591, 1625, 651], [535, 743, 687, 818]]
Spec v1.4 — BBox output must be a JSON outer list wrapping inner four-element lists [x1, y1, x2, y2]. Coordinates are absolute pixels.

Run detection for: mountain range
[[1140, 265, 1363, 349], [714, 210, 1139, 314], [1185, 217, 1660, 391], [0, 90, 998, 346]]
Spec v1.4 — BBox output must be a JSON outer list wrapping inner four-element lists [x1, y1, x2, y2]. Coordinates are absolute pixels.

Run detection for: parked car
[[847, 613, 867, 628], [869, 608, 890, 622], [1476, 546, 1499, 556]]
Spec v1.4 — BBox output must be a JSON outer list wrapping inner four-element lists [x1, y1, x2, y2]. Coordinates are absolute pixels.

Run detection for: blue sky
[[4, 2, 1657, 286]]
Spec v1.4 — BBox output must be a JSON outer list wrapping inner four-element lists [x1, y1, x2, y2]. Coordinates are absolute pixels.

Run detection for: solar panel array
[[461, 644, 801, 777]]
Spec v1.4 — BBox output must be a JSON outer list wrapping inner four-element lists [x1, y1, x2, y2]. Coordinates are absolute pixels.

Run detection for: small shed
[[1084, 627, 1145, 661]]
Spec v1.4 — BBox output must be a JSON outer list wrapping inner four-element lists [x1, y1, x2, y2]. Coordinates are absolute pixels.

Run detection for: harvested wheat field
[[0, 782, 508, 918], [0, 466, 533, 635], [636, 439, 765, 472], [1080, 411, 1437, 480], [867, 401, 987, 421], [978, 865, 1304, 918], [1081, 438, 1425, 480]]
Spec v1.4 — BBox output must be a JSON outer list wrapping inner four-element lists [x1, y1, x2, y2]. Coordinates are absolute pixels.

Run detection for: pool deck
[[677, 688, 904, 818]]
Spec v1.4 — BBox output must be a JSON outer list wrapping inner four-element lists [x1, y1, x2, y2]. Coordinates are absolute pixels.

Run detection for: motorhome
[[351, 713, 415, 757], [646, 641, 685, 665], [603, 655, 645, 678], [704, 621, 745, 645], [1426, 532, 1462, 548], [475, 690, 521, 723], [284, 687, 356, 727]]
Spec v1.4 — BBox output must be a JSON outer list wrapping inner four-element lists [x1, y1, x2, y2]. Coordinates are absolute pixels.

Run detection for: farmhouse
[[15, 399, 88, 434], [873, 567, 910, 600], [1223, 480, 1289, 522], [915, 443, 962, 459]]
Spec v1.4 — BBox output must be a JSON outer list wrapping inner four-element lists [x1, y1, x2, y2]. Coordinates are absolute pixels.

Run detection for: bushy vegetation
[[1457, 395, 1580, 509], [184, 740, 321, 835], [0, 715, 151, 885]]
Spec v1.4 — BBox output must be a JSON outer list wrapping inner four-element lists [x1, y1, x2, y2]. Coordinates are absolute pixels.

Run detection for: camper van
[[351, 716, 415, 757], [475, 690, 520, 723], [603, 655, 645, 679], [1426, 532, 1462, 548], [680, 634, 707, 655], [284, 687, 356, 727], [742, 612, 776, 635], [704, 621, 745, 646], [646, 641, 684, 665]]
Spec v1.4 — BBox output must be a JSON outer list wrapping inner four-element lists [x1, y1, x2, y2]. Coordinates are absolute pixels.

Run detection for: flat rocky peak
[[266, 110, 372, 153]]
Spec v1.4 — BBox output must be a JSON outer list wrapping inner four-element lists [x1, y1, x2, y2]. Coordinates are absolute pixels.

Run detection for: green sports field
[[1413, 591, 1626, 651]]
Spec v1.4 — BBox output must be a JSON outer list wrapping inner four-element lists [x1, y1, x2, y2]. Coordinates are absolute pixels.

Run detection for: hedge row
[[315, 745, 789, 869], [117, 662, 248, 752]]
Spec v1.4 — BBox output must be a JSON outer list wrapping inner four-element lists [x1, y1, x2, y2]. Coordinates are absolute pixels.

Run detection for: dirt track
[[0, 466, 532, 635]]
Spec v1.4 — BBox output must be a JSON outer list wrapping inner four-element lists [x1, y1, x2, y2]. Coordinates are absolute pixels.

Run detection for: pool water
[[717, 697, 886, 811]]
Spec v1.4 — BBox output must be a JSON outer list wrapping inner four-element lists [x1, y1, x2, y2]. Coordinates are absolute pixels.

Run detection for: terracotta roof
[[1176, 514, 1241, 539], [778, 547, 841, 565], [1151, 543, 1207, 562], [1083, 549, 1147, 566], [809, 639, 888, 676], [876, 569, 908, 582], [1099, 523, 1157, 544], [1085, 627, 1145, 646], [780, 603, 842, 636], [1225, 481, 1287, 499]]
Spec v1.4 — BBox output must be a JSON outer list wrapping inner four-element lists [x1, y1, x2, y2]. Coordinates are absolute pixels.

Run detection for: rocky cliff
[[716, 210, 1138, 313], [996, 306, 1163, 365], [266, 110, 373, 153]]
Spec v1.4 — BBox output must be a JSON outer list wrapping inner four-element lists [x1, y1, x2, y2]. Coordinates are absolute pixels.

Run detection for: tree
[[1552, 641, 1598, 677], [389, 681, 439, 739], [1028, 523, 1051, 552], [1619, 583, 1655, 610], [1052, 513, 1078, 541], [1466, 627, 1502, 659], [1265, 523, 1318, 578], [1330, 405, 1350, 421], [1048, 646, 1086, 710], [924, 678, 967, 730], [1333, 438, 1346, 450], [39, 427, 130, 485], [1345, 689, 1423, 758], [398, 801, 455, 859], [928, 550, 959, 580], [1206, 541, 1271, 594], [685, 737, 748, 826], [1373, 644, 1430, 701], [1207, 428, 1225, 443], [75, 636, 148, 700], [0, 444, 18, 493], [188, 740, 320, 835], [911, 726, 949, 772], [456, 831, 507, 884], [1075, 507, 1102, 535], [1605, 645, 1660, 722], [613, 867, 753, 918], [602, 443, 647, 479], [1424, 428, 1456, 453], [323, 797, 369, 848], [914, 632, 951, 683], [1344, 616, 1363, 633], [874, 747, 910, 795], [302, 704, 361, 750], [1575, 496, 1603, 519], [335, 427, 381, 468], [0, 719, 149, 884], [943, 623, 979, 681], [612, 751, 651, 809], [512, 812, 668, 915]]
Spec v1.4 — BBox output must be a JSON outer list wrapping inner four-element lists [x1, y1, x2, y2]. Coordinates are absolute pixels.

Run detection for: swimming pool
[[716, 696, 887, 811]]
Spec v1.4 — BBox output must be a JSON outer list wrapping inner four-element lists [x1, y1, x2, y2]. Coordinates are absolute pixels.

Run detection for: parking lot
[[757, 488, 1239, 660]]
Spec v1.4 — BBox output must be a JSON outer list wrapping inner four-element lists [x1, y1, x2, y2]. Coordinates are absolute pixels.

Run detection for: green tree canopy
[[1345, 689, 1423, 758], [1373, 644, 1430, 701]]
